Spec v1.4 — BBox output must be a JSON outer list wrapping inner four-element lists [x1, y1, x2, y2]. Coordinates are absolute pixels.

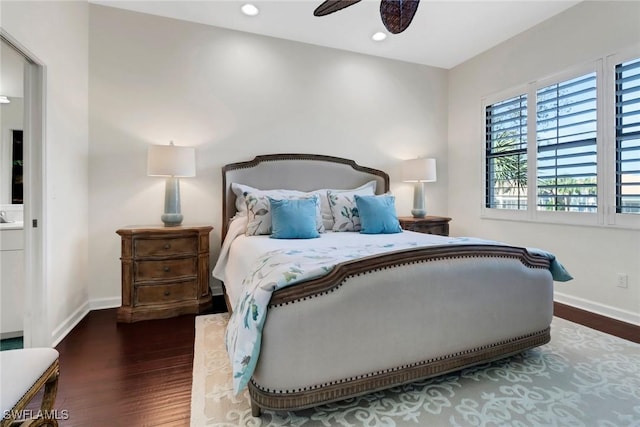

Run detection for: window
[[485, 95, 528, 210], [536, 73, 597, 212], [484, 53, 640, 227], [484, 70, 599, 215], [615, 57, 640, 214]]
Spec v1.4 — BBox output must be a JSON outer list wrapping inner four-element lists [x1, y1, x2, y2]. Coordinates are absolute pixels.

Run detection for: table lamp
[[147, 141, 196, 226], [402, 158, 437, 218]]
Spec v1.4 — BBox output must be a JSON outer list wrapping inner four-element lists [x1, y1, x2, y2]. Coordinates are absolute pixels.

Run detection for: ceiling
[[91, 0, 581, 69]]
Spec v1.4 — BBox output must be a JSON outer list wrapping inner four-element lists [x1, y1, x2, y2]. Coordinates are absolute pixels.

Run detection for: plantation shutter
[[536, 73, 597, 212], [485, 95, 528, 210], [615, 57, 640, 214]]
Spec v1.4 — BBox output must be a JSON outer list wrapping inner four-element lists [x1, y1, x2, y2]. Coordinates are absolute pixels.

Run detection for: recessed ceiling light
[[372, 32, 387, 42], [241, 4, 259, 16], [0, 96, 10, 104]]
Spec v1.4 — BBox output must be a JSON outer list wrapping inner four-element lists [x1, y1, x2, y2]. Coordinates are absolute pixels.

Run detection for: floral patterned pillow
[[245, 193, 324, 236], [232, 183, 320, 219], [327, 182, 377, 232], [231, 183, 297, 216]]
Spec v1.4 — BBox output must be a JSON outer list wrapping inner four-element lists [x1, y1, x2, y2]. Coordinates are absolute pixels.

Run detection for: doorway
[[1, 30, 47, 348]]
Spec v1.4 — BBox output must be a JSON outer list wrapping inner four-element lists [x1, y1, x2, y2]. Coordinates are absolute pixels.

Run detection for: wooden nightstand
[[116, 225, 213, 323], [398, 216, 452, 236]]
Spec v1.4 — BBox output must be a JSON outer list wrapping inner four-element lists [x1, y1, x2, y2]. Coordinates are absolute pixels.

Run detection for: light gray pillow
[[327, 181, 377, 232]]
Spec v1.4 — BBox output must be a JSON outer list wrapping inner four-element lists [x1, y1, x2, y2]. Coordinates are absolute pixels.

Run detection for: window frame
[[481, 86, 531, 222], [607, 47, 640, 229], [534, 72, 598, 214], [530, 62, 603, 227], [481, 54, 640, 230], [484, 93, 528, 212]]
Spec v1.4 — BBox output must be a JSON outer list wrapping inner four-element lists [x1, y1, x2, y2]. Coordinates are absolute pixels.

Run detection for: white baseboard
[[89, 297, 121, 311], [51, 301, 90, 347], [554, 291, 640, 326], [49, 298, 120, 347], [210, 281, 224, 296]]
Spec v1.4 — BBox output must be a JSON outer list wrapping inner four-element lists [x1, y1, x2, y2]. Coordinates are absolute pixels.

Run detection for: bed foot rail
[[251, 399, 261, 417], [248, 327, 550, 414]]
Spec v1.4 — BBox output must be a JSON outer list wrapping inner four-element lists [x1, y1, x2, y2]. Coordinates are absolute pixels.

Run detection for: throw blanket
[[225, 238, 572, 394]]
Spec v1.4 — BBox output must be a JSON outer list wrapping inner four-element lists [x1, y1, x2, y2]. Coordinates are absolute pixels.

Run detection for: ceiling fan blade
[[380, 0, 420, 34], [314, 0, 362, 17]]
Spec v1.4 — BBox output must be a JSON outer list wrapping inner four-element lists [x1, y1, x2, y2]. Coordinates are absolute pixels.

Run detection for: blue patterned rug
[[191, 314, 640, 426]]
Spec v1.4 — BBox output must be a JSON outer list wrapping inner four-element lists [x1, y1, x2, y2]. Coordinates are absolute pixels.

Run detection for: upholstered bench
[[0, 348, 60, 427]]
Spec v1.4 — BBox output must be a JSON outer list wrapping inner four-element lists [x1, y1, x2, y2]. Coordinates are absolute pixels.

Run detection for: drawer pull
[[164, 291, 170, 297], [163, 267, 170, 272], [164, 244, 171, 250]]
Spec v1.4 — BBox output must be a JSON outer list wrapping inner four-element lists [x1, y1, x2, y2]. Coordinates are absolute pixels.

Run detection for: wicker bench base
[[1, 357, 59, 427]]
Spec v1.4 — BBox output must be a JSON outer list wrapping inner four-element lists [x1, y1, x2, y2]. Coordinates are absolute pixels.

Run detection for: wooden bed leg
[[221, 284, 233, 315], [250, 399, 261, 417]]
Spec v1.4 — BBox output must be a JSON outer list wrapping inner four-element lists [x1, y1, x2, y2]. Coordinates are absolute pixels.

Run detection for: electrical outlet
[[616, 273, 628, 288]]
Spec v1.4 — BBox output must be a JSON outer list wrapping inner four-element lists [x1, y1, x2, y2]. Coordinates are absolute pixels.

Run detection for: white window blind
[[485, 95, 528, 210], [615, 57, 640, 214], [536, 73, 597, 212]]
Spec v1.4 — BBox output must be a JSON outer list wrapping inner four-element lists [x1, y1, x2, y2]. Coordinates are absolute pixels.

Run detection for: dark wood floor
[[31, 311, 196, 426], [25, 298, 638, 426], [26, 297, 227, 427], [554, 302, 640, 344]]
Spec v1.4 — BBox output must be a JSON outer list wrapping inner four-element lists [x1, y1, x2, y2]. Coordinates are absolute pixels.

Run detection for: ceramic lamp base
[[162, 177, 183, 226], [411, 209, 426, 218], [411, 182, 426, 218], [162, 213, 183, 226]]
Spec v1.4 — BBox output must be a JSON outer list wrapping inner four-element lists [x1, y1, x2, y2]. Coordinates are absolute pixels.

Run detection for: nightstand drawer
[[407, 223, 449, 235], [398, 216, 451, 237], [134, 237, 197, 257], [136, 281, 197, 305], [135, 258, 197, 281]]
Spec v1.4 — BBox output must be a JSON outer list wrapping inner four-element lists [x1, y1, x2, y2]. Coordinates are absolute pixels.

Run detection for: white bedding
[[212, 216, 454, 310]]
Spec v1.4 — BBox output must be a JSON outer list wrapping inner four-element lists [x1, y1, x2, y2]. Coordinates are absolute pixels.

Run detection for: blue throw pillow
[[354, 194, 402, 234], [268, 197, 321, 239]]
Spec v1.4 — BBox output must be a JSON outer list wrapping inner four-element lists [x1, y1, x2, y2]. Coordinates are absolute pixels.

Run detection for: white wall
[[88, 5, 448, 303], [449, 2, 640, 324], [1, 1, 90, 343]]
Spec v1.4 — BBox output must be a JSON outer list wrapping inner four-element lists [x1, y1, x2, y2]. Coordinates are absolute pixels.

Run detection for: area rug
[[191, 314, 640, 426]]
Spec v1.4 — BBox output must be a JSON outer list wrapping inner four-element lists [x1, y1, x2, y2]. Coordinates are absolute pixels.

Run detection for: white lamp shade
[[402, 158, 437, 183], [147, 144, 196, 177]]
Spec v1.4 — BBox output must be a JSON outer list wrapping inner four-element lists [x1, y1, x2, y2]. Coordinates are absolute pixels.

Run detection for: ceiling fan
[[313, 0, 420, 34]]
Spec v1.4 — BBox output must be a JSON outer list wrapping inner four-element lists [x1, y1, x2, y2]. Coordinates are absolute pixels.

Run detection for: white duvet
[[212, 216, 451, 310]]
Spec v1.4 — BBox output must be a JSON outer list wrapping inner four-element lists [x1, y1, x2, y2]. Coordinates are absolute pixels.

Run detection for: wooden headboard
[[221, 154, 390, 240]]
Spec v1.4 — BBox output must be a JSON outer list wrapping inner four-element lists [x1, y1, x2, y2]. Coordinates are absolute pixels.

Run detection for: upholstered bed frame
[[221, 154, 553, 417]]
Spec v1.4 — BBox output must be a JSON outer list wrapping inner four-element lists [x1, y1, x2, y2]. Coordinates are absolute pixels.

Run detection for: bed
[[214, 153, 568, 417]]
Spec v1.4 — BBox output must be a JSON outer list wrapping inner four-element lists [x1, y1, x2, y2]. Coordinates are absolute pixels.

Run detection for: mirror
[[1, 39, 26, 206]]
